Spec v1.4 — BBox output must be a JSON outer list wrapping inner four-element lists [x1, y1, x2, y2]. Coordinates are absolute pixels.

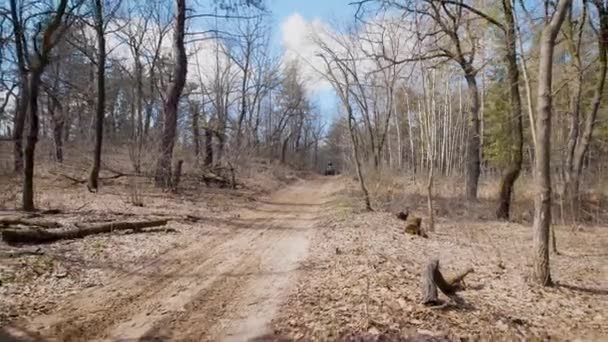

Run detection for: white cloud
[[280, 13, 332, 93]]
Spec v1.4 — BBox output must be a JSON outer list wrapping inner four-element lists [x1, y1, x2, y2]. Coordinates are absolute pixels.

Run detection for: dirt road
[[4, 178, 339, 341]]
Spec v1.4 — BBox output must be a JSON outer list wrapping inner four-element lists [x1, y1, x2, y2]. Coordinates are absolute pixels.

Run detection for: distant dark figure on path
[[325, 162, 336, 176]]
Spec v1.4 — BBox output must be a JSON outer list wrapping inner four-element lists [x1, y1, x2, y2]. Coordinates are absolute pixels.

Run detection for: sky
[[267, 0, 356, 123]]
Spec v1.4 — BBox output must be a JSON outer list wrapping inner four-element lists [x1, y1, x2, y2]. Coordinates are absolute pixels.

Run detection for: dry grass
[[364, 169, 608, 226]]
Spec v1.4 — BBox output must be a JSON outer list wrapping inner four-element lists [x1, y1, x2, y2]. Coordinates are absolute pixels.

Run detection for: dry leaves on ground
[[273, 187, 608, 341]]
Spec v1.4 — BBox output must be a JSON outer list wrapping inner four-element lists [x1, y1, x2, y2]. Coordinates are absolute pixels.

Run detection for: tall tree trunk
[[22, 0, 70, 211], [9, 0, 27, 173], [23, 71, 43, 211], [12, 84, 27, 173], [135, 59, 143, 140], [496, 0, 524, 220], [405, 92, 416, 175], [532, 0, 571, 286], [464, 71, 481, 200], [281, 135, 290, 164], [144, 68, 156, 138], [236, 56, 250, 149], [48, 96, 64, 163], [427, 150, 435, 232], [88, 0, 106, 192], [154, 0, 187, 188], [191, 102, 201, 160], [52, 118, 64, 163], [216, 131, 225, 166], [348, 107, 372, 211], [204, 125, 213, 167]]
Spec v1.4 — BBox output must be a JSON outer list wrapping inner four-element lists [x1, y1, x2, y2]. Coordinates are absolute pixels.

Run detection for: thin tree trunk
[[9, 0, 27, 173], [236, 54, 250, 149], [464, 72, 481, 200], [204, 125, 213, 167], [23, 71, 43, 211], [47, 94, 64, 163], [348, 112, 372, 211], [88, 0, 106, 192], [144, 68, 156, 138], [567, 0, 608, 219], [281, 135, 290, 164], [496, 0, 524, 220], [532, 0, 571, 286], [154, 0, 187, 188], [515, 9, 537, 149], [23, 0, 70, 211], [427, 153, 435, 232], [191, 102, 201, 160], [405, 91, 416, 175]]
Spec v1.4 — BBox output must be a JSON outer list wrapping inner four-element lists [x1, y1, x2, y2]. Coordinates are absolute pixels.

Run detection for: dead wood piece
[[56, 173, 87, 184], [201, 171, 232, 188], [39, 209, 62, 215], [422, 259, 440, 305], [2, 219, 168, 244], [52, 170, 129, 186], [396, 210, 409, 221], [0, 247, 43, 258], [446, 267, 474, 290], [404, 216, 427, 238], [421, 259, 474, 305], [184, 214, 204, 222], [0, 217, 62, 229]]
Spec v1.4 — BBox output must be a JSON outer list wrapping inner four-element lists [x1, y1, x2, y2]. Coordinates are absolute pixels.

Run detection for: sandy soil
[[2, 178, 339, 341]]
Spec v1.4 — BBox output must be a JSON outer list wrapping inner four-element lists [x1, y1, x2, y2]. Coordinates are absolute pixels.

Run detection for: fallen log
[[2, 219, 168, 244], [200, 171, 232, 188], [51, 170, 130, 185], [0, 217, 62, 229], [421, 259, 474, 305]]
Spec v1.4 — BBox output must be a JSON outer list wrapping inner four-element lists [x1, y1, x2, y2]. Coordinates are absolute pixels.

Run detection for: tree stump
[[422, 259, 441, 305], [421, 259, 474, 305], [172, 160, 184, 193]]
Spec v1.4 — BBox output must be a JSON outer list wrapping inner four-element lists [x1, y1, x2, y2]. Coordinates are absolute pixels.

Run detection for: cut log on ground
[[2, 219, 168, 245], [0, 217, 62, 229], [421, 259, 474, 305]]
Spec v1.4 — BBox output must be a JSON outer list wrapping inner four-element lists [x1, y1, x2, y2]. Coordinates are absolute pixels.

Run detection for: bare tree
[[9, 0, 27, 173], [315, 31, 373, 210], [446, 0, 525, 219], [88, 0, 109, 192], [154, 0, 187, 188], [19, 0, 78, 211], [563, 0, 608, 220], [532, 0, 572, 286]]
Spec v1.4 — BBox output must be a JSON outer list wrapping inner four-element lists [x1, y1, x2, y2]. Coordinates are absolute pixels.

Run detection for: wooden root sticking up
[[421, 259, 474, 305]]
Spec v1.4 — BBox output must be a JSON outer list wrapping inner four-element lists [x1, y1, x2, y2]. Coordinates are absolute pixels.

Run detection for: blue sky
[[267, 0, 356, 124]]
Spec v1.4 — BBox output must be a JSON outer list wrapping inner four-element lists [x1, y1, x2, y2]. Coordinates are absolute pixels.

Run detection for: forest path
[[4, 177, 341, 342]]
